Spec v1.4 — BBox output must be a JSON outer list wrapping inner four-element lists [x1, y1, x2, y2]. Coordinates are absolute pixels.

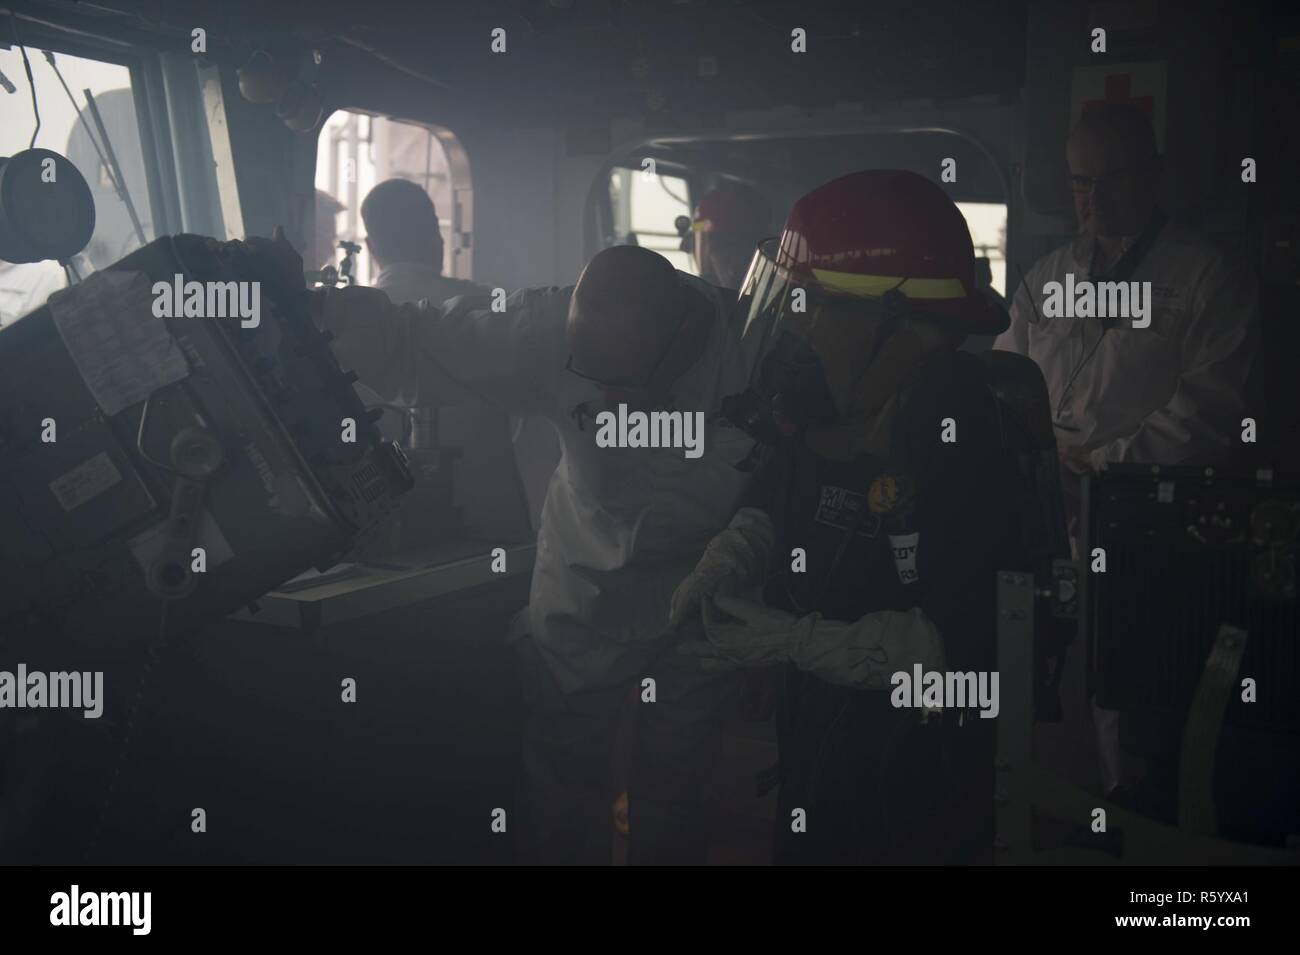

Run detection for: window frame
[[313, 108, 475, 282], [603, 158, 696, 271]]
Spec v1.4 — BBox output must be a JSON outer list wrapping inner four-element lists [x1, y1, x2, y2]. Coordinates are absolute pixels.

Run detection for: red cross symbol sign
[[1083, 73, 1155, 118], [1071, 61, 1168, 150]]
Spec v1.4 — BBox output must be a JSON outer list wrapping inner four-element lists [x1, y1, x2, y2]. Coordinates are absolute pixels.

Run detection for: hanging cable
[[10, 14, 41, 148]]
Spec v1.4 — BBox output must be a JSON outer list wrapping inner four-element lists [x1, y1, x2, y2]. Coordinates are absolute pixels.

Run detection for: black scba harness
[[752, 353, 1030, 809], [1091, 208, 1169, 288]]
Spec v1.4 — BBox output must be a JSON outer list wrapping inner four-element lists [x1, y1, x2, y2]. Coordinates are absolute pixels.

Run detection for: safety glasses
[[1069, 166, 1138, 193]]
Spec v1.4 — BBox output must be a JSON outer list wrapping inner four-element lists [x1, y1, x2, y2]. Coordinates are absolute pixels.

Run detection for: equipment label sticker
[[814, 485, 882, 538], [889, 532, 920, 585], [48, 452, 122, 512]]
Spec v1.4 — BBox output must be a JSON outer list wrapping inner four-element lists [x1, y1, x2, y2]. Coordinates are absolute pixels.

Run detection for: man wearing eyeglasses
[[993, 102, 1260, 799], [994, 102, 1258, 515], [318, 244, 755, 864]]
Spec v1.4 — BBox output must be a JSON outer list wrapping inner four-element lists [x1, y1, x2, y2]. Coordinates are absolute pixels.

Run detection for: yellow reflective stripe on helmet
[[810, 269, 967, 299]]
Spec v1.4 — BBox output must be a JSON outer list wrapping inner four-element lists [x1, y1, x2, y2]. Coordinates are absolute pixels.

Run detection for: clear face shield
[[722, 237, 957, 463], [735, 236, 788, 378], [720, 237, 841, 449]]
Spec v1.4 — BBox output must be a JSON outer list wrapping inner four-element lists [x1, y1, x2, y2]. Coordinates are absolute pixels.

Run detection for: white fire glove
[[678, 593, 946, 690], [669, 507, 776, 628]]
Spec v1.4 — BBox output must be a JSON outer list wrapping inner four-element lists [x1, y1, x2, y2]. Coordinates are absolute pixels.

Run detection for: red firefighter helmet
[[757, 169, 1006, 334], [727, 170, 1009, 451], [691, 181, 772, 287], [693, 180, 771, 239]]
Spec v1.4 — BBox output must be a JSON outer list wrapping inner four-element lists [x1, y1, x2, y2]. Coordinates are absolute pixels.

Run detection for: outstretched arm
[[317, 285, 572, 415]]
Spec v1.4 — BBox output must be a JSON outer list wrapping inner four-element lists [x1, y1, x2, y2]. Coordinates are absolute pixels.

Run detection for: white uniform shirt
[[0, 261, 66, 328], [993, 220, 1259, 469], [374, 262, 474, 311]]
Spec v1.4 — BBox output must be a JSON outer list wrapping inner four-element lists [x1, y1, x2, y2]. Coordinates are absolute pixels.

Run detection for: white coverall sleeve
[[1086, 254, 1260, 469], [332, 286, 571, 416], [788, 607, 947, 690], [685, 595, 946, 691], [668, 507, 777, 627], [413, 287, 571, 415]]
